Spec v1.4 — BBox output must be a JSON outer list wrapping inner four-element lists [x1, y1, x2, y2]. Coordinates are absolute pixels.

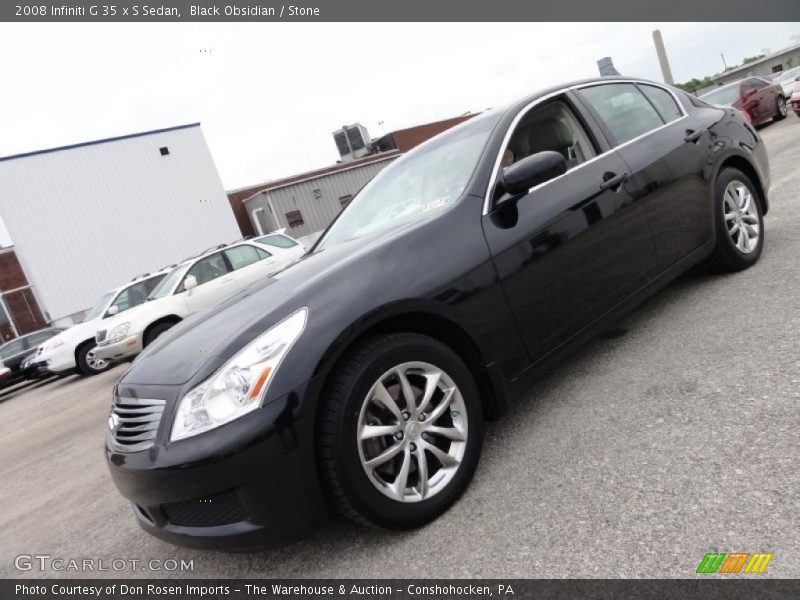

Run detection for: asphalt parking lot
[[1, 115, 799, 579]]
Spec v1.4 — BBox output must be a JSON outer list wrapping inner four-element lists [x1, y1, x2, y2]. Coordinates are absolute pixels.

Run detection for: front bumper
[[95, 334, 142, 361], [106, 377, 329, 550], [36, 346, 76, 374]]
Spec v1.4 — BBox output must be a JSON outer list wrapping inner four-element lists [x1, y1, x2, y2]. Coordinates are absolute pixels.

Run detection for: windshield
[[148, 265, 187, 300], [82, 292, 115, 322], [317, 112, 500, 250], [700, 85, 741, 106]]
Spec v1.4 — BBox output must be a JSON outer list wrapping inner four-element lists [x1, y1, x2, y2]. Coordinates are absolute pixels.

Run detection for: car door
[[223, 243, 276, 288], [481, 95, 659, 361], [180, 252, 236, 313], [574, 82, 714, 269]]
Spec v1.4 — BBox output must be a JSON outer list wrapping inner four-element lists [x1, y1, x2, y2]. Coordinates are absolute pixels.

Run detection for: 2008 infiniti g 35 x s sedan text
[[107, 77, 769, 549]]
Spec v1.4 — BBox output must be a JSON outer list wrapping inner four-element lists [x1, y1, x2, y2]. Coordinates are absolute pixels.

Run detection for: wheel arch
[[313, 304, 509, 422], [143, 315, 182, 347], [74, 338, 96, 364], [716, 153, 768, 216]]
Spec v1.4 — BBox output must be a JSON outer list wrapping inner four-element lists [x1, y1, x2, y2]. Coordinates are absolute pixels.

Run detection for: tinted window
[[111, 275, 165, 313], [224, 245, 269, 270], [639, 85, 682, 123], [748, 78, 768, 90], [580, 83, 665, 144], [0, 339, 25, 359], [26, 330, 58, 346], [255, 234, 298, 249], [182, 253, 229, 288]]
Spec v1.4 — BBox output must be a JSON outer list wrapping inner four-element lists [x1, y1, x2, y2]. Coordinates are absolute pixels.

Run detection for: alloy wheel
[[723, 180, 760, 254], [357, 361, 468, 503], [86, 348, 108, 371], [779, 97, 787, 117]]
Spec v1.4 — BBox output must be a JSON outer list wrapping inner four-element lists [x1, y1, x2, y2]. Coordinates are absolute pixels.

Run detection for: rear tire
[[706, 168, 764, 272], [775, 96, 787, 121], [76, 342, 110, 375], [317, 333, 483, 529], [144, 321, 176, 347]]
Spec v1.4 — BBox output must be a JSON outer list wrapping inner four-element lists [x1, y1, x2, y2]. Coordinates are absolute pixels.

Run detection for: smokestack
[[652, 29, 674, 85]]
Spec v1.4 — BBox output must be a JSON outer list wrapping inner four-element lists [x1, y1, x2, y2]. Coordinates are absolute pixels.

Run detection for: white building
[[0, 123, 241, 325]]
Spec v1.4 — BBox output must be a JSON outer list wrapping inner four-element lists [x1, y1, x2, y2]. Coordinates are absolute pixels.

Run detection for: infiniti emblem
[[405, 421, 421, 440]]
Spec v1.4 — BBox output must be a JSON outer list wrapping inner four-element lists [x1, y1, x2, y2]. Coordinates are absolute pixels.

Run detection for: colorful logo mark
[[696, 552, 773, 574]]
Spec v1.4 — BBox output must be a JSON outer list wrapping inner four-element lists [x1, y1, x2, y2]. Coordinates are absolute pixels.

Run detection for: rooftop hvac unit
[[333, 123, 371, 161]]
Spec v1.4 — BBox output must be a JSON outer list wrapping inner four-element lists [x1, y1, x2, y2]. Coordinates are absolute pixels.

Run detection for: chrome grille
[[108, 397, 166, 453], [96, 329, 107, 343]]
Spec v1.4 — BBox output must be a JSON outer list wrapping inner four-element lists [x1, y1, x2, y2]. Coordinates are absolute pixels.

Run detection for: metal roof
[[0, 122, 201, 163]]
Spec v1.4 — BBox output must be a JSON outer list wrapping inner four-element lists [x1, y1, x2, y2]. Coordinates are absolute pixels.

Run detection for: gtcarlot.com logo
[[696, 552, 773, 574], [14, 554, 194, 572]]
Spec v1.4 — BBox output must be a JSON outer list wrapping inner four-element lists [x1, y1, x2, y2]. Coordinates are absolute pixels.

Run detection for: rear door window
[[578, 83, 666, 145], [638, 84, 683, 123], [224, 245, 271, 270], [0, 339, 25, 359]]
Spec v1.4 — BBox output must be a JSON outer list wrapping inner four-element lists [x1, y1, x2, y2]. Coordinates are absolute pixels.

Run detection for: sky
[[0, 22, 798, 245]]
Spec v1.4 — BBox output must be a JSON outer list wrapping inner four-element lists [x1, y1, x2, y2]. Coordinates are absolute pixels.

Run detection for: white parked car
[[94, 235, 305, 362], [774, 67, 800, 97], [31, 269, 172, 375]]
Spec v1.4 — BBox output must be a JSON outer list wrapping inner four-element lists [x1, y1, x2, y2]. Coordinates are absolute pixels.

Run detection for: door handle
[[599, 171, 628, 192], [684, 128, 706, 143]]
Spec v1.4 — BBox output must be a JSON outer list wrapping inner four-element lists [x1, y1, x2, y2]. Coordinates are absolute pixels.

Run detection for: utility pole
[[721, 53, 728, 71], [652, 29, 674, 85]]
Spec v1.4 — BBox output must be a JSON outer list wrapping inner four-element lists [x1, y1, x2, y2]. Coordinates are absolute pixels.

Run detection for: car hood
[[121, 225, 416, 388], [44, 318, 101, 349]]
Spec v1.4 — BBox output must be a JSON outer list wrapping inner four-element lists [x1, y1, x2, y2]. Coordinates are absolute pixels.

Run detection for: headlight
[[170, 307, 307, 442], [108, 322, 130, 343]]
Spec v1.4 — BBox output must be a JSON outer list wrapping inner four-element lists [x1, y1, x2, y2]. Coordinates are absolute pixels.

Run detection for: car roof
[[501, 76, 680, 116], [104, 265, 176, 295]]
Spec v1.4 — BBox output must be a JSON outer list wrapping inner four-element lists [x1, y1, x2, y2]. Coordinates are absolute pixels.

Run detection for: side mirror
[[501, 151, 567, 196], [106, 305, 119, 317], [183, 275, 198, 291]]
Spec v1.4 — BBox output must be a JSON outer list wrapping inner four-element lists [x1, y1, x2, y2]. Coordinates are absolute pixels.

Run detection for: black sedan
[[0, 328, 63, 387], [107, 77, 769, 549]]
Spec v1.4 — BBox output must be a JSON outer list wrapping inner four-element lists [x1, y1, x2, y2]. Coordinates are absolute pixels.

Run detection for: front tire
[[76, 342, 110, 375], [706, 168, 764, 272], [318, 333, 483, 529]]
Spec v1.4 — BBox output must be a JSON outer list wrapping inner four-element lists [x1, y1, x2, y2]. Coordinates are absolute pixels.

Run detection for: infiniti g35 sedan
[[107, 77, 769, 549]]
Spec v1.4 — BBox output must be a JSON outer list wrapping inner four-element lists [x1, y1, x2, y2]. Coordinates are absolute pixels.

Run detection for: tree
[[742, 54, 766, 65], [675, 76, 715, 93]]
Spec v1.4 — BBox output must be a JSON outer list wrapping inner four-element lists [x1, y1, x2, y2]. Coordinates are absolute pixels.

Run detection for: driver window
[[502, 100, 596, 172]]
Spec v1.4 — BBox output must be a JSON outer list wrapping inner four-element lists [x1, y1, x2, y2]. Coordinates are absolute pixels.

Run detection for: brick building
[[227, 113, 477, 238], [0, 247, 47, 341]]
